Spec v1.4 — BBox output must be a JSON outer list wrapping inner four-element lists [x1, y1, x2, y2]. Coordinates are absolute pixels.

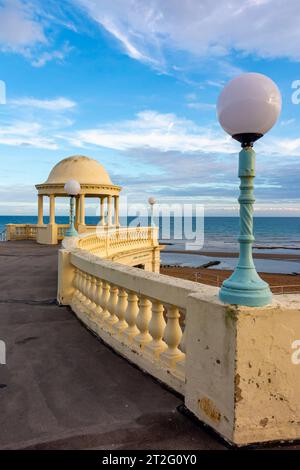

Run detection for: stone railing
[[68, 250, 214, 394], [5, 222, 108, 244], [6, 224, 37, 241], [57, 224, 69, 240], [58, 227, 300, 446], [77, 226, 158, 259]]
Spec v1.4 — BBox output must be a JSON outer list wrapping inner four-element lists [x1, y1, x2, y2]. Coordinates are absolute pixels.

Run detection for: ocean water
[[1, 216, 300, 273], [157, 216, 300, 252], [1, 215, 300, 250]]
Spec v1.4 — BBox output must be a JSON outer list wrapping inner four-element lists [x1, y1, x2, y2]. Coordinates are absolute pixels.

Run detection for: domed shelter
[[35, 155, 121, 244]]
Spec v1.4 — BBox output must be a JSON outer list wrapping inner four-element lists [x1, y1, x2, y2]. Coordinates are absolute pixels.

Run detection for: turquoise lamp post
[[64, 179, 81, 237], [217, 73, 281, 307], [148, 197, 156, 227]]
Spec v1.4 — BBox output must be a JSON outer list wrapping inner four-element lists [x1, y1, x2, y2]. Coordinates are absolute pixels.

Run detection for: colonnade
[[37, 194, 120, 227]]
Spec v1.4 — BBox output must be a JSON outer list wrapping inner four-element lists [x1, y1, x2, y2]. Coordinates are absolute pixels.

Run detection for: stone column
[[49, 194, 55, 224], [80, 194, 85, 225], [114, 195, 119, 226], [107, 195, 112, 226], [38, 194, 44, 225], [100, 196, 105, 226]]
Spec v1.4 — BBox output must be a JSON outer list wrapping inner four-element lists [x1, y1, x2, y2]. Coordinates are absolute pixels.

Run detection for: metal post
[[65, 196, 78, 237], [150, 203, 155, 227], [219, 146, 272, 307]]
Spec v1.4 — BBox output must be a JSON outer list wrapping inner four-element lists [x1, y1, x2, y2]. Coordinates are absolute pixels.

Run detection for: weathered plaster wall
[[184, 293, 300, 445], [184, 293, 236, 442], [234, 298, 300, 444]]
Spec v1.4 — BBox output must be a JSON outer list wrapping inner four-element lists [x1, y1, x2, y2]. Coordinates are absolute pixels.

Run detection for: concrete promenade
[[0, 241, 225, 450], [1, 241, 300, 450]]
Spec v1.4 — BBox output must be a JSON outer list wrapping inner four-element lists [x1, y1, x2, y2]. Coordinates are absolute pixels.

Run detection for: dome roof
[[44, 155, 113, 185]]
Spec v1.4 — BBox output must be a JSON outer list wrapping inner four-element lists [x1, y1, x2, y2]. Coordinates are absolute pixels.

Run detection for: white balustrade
[[113, 288, 128, 334], [160, 306, 184, 367], [60, 224, 212, 395], [89, 276, 98, 317], [106, 285, 119, 329], [100, 282, 111, 323], [94, 279, 103, 317], [145, 301, 167, 359], [123, 292, 139, 343], [134, 297, 152, 349]]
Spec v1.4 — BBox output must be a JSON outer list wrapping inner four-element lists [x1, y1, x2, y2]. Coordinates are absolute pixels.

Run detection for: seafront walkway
[[0, 240, 226, 450]]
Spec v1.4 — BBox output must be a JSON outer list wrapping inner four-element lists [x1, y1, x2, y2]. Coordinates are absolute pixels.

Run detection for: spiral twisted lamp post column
[[64, 179, 81, 237], [217, 73, 281, 307]]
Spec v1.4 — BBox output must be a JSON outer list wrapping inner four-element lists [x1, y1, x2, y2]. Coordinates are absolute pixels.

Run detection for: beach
[[161, 249, 300, 292]]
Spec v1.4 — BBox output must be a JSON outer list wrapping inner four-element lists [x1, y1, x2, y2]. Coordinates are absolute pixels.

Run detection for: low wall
[[185, 293, 300, 445], [57, 230, 300, 446], [6, 224, 37, 241], [5, 223, 100, 244]]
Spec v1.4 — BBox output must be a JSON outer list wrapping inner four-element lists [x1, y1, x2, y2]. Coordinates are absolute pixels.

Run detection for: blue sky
[[1, 0, 300, 216]]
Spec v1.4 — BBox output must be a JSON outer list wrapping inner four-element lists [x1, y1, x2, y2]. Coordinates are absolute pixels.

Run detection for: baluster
[[85, 274, 93, 310], [123, 292, 139, 343], [100, 282, 110, 322], [82, 272, 89, 304], [175, 314, 186, 379], [89, 276, 97, 318], [113, 288, 128, 334], [145, 301, 167, 359], [73, 268, 80, 302], [134, 297, 152, 349], [105, 285, 119, 329], [160, 306, 184, 367], [78, 270, 86, 303], [94, 278, 103, 318]]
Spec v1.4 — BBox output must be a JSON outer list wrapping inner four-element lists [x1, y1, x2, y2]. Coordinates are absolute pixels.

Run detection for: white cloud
[[280, 118, 296, 126], [76, 0, 300, 68], [67, 109, 234, 153], [0, 121, 58, 149], [10, 96, 77, 111], [0, 1, 72, 66], [0, 0, 45, 50], [30, 42, 72, 67], [187, 102, 215, 110]]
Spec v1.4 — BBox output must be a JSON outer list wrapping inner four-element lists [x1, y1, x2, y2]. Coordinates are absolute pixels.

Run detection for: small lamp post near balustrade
[[217, 73, 281, 307], [64, 179, 81, 237], [148, 197, 156, 227]]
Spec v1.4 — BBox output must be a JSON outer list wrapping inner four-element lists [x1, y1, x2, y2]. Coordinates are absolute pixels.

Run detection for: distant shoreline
[[162, 248, 300, 262]]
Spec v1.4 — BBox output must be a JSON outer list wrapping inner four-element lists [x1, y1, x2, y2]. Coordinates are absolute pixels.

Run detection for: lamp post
[[217, 73, 281, 307], [148, 197, 156, 227], [64, 179, 81, 237]]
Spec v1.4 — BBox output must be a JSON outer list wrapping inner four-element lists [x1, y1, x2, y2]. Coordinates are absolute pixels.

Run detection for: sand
[[160, 250, 300, 293]]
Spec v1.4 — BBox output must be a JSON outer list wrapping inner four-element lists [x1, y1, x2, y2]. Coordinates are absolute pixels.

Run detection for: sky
[[1, 0, 300, 216]]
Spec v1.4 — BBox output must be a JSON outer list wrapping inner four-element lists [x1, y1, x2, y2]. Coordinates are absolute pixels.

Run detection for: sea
[[1, 215, 300, 274]]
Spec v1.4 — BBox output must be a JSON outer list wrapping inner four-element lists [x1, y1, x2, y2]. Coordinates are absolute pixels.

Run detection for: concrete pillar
[[38, 194, 44, 225], [114, 195, 119, 226], [107, 195, 112, 226], [100, 196, 105, 226], [80, 194, 85, 225], [49, 195, 55, 224]]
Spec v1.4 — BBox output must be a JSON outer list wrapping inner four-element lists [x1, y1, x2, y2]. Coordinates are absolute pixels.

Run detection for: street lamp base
[[65, 226, 78, 237], [219, 267, 272, 307]]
